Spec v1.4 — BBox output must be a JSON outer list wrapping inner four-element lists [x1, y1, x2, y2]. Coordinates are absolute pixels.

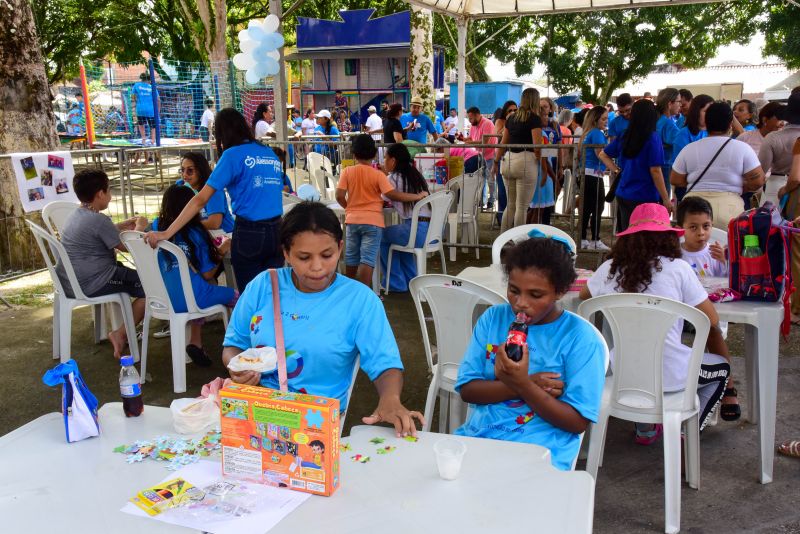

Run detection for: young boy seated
[[58, 169, 148, 358], [677, 197, 728, 278]]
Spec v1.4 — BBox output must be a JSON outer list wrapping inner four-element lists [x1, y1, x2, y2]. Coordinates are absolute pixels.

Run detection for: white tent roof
[[405, 0, 719, 18]]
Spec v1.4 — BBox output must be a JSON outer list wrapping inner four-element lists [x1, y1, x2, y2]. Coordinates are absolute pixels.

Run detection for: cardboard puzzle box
[[220, 384, 340, 496]]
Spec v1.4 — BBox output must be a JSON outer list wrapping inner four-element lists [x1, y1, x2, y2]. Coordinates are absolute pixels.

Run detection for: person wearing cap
[[580, 202, 732, 440], [312, 109, 340, 165], [400, 97, 438, 144], [365, 104, 384, 161], [758, 92, 800, 208]]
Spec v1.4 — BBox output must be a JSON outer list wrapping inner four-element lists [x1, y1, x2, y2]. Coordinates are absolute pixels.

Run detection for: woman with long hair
[[152, 184, 238, 366], [383, 103, 406, 144], [251, 103, 273, 139], [528, 97, 561, 226], [598, 99, 669, 231], [492, 99, 518, 225], [178, 151, 234, 233], [671, 94, 715, 201], [578, 106, 609, 249], [378, 143, 431, 291], [495, 88, 543, 230], [145, 108, 286, 291], [733, 99, 758, 134], [655, 88, 682, 198]]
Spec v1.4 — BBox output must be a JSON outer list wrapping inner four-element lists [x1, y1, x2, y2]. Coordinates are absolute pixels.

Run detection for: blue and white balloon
[[235, 16, 285, 85]]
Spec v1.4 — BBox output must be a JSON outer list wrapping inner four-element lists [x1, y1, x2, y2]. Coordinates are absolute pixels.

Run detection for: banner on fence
[[10, 151, 79, 212]]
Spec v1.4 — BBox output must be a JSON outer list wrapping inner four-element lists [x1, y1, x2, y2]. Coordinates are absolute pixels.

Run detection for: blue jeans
[[231, 215, 283, 292], [345, 224, 382, 268]]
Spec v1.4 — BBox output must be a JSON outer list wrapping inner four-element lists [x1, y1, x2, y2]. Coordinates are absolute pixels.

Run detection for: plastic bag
[[226, 346, 277, 373], [42, 359, 99, 443], [171, 396, 219, 434]]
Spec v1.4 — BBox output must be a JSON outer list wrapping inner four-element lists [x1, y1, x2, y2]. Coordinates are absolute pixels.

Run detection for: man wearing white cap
[[401, 97, 438, 144], [365, 104, 385, 162]]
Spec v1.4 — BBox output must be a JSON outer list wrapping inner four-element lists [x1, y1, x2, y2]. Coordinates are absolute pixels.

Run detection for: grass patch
[[1, 282, 54, 307]]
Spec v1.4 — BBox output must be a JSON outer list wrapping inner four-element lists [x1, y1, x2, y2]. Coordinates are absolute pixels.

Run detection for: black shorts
[[137, 116, 156, 127], [88, 264, 145, 299]]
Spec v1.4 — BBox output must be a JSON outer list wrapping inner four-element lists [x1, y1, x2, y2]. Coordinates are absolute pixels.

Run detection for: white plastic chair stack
[[491, 223, 577, 265], [578, 294, 710, 534], [409, 274, 506, 433], [447, 170, 483, 261], [384, 190, 454, 295], [121, 231, 229, 394], [307, 152, 335, 200], [27, 220, 140, 363]]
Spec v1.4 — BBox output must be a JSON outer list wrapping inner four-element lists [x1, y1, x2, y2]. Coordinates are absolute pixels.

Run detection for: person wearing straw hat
[[400, 97, 438, 145], [580, 203, 733, 442]]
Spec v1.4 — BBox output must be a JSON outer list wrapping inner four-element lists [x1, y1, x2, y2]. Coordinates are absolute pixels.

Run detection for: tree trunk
[[410, 7, 436, 119], [0, 0, 58, 275], [179, 0, 232, 107]]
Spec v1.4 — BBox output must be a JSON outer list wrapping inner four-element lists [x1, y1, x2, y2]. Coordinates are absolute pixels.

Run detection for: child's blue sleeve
[[353, 291, 403, 381], [223, 274, 267, 350], [455, 307, 495, 392], [559, 319, 606, 423]]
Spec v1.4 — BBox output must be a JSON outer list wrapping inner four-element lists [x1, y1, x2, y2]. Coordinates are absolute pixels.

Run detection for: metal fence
[[0, 138, 611, 282]]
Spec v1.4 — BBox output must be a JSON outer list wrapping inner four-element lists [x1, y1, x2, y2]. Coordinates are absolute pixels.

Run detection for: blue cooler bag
[[42, 360, 100, 442]]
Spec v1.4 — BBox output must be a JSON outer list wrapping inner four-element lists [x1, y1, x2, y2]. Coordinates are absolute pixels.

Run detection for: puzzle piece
[[403, 435, 419, 443], [376, 446, 396, 455], [113, 445, 126, 453], [351, 454, 370, 463], [369, 437, 386, 445], [339, 443, 352, 452]]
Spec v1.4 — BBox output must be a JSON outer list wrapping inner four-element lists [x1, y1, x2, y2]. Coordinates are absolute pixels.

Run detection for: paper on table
[[121, 460, 310, 534]]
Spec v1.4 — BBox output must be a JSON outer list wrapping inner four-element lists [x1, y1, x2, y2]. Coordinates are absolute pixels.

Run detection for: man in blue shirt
[[400, 97, 438, 144], [132, 72, 160, 146], [608, 93, 632, 141]]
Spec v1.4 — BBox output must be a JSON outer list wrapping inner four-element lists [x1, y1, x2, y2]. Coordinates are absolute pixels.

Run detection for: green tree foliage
[[761, 1, 800, 69]]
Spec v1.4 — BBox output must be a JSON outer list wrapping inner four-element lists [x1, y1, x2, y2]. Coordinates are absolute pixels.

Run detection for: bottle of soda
[[741, 234, 761, 258], [505, 312, 529, 362], [119, 355, 144, 417]]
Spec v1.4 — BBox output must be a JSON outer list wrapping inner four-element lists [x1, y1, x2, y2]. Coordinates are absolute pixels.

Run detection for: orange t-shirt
[[337, 164, 394, 227]]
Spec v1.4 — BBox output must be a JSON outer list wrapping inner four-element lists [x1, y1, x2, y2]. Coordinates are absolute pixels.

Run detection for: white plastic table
[[0, 404, 595, 533], [457, 267, 784, 484]]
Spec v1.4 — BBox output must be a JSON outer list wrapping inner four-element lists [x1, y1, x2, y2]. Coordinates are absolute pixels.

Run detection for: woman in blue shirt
[[145, 108, 285, 291], [178, 152, 234, 233], [579, 106, 609, 250], [312, 109, 340, 166], [153, 184, 237, 366], [529, 97, 561, 226], [455, 236, 605, 471], [598, 99, 668, 232], [223, 202, 425, 436], [672, 94, 714, 201], [655, 88, 682, 198]]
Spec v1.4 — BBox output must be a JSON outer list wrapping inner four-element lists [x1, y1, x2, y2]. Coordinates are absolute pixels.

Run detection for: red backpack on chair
[[727, 203, 796, 336]]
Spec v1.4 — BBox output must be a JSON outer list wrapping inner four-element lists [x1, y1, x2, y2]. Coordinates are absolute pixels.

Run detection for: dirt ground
[[2, 212, 800, 533]]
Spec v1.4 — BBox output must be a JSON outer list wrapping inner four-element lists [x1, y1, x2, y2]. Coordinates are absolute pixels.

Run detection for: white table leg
[[744, 323, 759, 425], [756, 308, 779, 484]]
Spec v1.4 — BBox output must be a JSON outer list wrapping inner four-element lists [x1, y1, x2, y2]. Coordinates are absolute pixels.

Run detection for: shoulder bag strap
[[685, 137, 733, 196], [269, 269, 288, 392]]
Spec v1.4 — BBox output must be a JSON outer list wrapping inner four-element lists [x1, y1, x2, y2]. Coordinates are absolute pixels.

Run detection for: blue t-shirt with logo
[[152, 218, 234, 313], [400, 113, 437, 144], [656, 115, 681, 165], [206, 142, 283, 221], [583, 128, 607, 172], [454, 305, 606, 471], [608, 115, 629, 139], [223, 268, 403, 410], [205, 189, 235, 233], [132, 81, 157, 117], [603, 132, 665, 202]]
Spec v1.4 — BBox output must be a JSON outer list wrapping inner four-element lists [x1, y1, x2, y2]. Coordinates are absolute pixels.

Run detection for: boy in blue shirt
[[132, 72, 159, 146], [608, 93, 632, 141]]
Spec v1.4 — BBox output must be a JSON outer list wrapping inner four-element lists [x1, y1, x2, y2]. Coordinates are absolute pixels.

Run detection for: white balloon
[[266, 50, 280, 61], [238, 29, 251, 43], [252, 61, 270, 79], [232, 53, 256, 70], [245, 69, 262, 85], [263, 14, 280, 33], [240, 39, 258, 54], [248, 20, 265, 41]]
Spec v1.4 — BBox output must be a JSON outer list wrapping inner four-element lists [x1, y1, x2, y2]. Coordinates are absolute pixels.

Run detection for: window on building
[[344, 59, 357, 76]]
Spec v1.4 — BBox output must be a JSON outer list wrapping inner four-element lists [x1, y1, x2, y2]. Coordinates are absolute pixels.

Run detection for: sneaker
[[594, 240, 610, 251], [581, 239, 593, 250], [185, 344, 212, 367], [153, 326, 171, 339]]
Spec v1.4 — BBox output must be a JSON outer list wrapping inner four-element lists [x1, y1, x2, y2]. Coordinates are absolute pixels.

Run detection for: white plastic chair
[[306, 151, 334, 175], [27, 220, 140, 363], [578, 294, 710, 534], [384, 190, 454, 295], [41, 200, 79, 236], [447, 170, 483, 260], [491, 224, 577, 264], [121, 231, 229, 393], [409, 274, 506, 433], [340, 355, 361, 433]]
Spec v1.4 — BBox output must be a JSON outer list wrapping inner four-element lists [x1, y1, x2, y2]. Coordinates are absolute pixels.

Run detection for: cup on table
[[434, 438, 467, 480]]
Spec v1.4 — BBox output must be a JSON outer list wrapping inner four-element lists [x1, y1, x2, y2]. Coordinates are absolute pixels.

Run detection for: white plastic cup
[[434, 439, 467, 480]]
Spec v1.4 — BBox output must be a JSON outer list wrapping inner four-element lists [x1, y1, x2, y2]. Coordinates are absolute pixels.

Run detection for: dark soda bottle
[[119, 355, 144, 417], [505, 312, 529, 362]]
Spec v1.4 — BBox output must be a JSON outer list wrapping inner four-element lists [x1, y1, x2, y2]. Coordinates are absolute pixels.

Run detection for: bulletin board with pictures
[[10, 151, 79, 212]]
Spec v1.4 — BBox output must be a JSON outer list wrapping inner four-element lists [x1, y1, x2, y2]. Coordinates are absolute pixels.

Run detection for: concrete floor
[[2, 212, 800, 533]]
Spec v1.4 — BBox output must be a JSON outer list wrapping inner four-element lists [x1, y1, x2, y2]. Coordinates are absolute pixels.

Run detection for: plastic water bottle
[[119, 355, 144, 417], [742, 234, 761, 258]]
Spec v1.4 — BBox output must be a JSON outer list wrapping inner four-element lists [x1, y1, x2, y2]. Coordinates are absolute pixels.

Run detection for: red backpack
[[728, 204, 795, 336]]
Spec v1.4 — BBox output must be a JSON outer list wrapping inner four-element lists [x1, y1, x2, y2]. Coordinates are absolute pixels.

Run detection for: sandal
[[721, 387, 741, 421], [634, 423, 663, 446], [186, 344, 212, 367], [777, 440, 800, 458]]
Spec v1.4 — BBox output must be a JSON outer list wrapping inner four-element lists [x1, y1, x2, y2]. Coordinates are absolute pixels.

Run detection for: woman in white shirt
[[251, 103, 274, 139], [671, 102, 765, 229]]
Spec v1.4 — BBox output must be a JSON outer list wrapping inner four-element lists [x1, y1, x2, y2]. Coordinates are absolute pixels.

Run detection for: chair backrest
[[448, 171, 483, 218], [120, 231, 202, 314], [41, 201, 79, 236], [341, 354, 361, 433], [406, 190, 454, 251], [410, 274, 506, 377], [27, 219, 87, 300], [491, 224, 577, 264], [577, 294, 710, 417], [306, 151, 333, 175]]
